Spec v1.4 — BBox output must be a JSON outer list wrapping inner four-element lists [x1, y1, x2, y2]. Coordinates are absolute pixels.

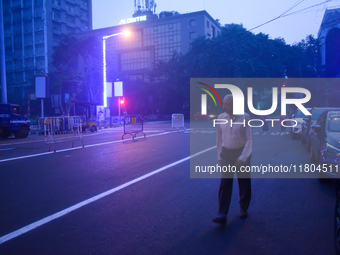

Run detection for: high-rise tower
[[2, 0, 92, 109]]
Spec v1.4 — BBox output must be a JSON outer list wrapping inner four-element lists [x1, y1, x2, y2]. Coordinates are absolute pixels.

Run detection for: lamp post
[[0, 0, 7, 103], [102, 30, 131, 108]]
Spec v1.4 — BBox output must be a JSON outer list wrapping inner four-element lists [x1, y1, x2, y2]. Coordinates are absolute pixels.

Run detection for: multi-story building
[[80, 9, 221, 111], [90, 10, 220, 80], [318, 8, 340, 77], [1, 0, 92, 112]]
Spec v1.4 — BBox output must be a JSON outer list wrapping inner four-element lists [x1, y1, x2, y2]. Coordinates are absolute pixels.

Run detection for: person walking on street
[[213, 94, 253, 225]]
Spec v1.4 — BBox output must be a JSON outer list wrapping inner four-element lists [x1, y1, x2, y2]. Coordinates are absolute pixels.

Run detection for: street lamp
[[102, 29, 130, 108]]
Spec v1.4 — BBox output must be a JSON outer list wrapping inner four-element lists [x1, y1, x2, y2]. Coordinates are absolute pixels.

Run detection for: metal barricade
[[43, 116, 84, 152], [38, 117, 47, 135], [172, 113, 186, 131], [122, 115, 146, 141]]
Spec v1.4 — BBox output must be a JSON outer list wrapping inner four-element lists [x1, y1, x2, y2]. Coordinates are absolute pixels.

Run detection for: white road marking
[[0, 147, 16, 152], [0, 139, 45, 146], [0, 128, 167, 146], [0, 145, 216, 245], [0, 151, 54, 163]]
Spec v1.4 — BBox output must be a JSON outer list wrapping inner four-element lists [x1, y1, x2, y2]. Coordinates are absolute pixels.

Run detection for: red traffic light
[[120, 99, 125, 104]]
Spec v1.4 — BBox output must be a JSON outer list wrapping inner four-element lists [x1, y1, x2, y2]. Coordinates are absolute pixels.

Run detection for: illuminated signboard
[[119, 15, 147, 25]]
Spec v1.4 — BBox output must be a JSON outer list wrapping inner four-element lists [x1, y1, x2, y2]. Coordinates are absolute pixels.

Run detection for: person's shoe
[[239, 209, 248, 219], [212, 213, 227, 225]]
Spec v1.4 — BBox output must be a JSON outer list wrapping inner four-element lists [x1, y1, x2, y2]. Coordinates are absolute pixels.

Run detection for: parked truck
[[0, 104, 30, 139]]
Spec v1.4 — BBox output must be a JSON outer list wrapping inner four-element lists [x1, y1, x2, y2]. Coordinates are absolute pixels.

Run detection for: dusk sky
[[92, 0, 340, 45]]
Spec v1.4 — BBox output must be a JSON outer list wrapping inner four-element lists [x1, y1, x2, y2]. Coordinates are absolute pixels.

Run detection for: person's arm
[[237, 114, 253, 163], [216, 123, 222, 161]]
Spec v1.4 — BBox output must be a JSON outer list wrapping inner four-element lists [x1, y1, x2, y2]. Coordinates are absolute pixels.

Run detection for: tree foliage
[[51, 34, 102, 115], [151, 24, 320, 114], [51, 24, 320, 115]]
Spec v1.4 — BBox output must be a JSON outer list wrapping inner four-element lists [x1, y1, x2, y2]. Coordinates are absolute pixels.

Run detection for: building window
[[36, 45, 45, 56], [53, 34, 61, 43], [189, 19, 196, 27], [81, 20, 88, 30], [24, 34, 33, 46], [80, 10, 88, 19], [24, 23, 32, 33], [36, 57, 45, 70], [34, 8, 43, 19], [25, 48, 34, 58], [66, 4, 75, 14], [35, 32, 44, 43], [67, 26, 75, 33], [13, 11, 21, 24], [169, 23, 173, 29], [207, 21, 210, 28], [53, 21, 61, 31], [35, 0, 43, 5], [121, 50, 152, 71], [35, 20, 44, 31], [24, 0, 32, 7], [53, 0, 60, 7], [52, 11, 61, 20], [190, 32, 196, 39], [66, 15, 75, 23]]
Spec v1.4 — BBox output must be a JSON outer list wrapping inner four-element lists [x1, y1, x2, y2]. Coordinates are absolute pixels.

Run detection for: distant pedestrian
[[213, 94, 253, 225]]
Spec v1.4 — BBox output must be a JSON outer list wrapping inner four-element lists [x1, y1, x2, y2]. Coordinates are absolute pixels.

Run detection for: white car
[[291, 108, 311, 139]]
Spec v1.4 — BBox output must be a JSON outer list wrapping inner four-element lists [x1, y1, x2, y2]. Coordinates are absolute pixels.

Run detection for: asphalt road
[[0, 121, 337, 255]]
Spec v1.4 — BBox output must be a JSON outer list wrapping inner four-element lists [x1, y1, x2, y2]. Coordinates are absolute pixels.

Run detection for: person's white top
[[216, 112, 253, 162]]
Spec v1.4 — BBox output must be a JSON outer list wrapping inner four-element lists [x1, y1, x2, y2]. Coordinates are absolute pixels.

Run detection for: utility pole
[[0, 0, 7, 103]]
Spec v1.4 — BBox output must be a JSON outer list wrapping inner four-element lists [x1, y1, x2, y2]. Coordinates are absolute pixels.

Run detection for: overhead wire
[[249, 0, 333, 32], [187, 0, 333, 56], [281, 0, 333, 18]]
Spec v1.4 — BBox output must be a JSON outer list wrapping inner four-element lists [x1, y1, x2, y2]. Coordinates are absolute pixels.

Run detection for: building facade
[[81, 10, 221, 108], [318, 8, 340, 77], [94, 10, 220, 79], [1, 0, 92, 111]]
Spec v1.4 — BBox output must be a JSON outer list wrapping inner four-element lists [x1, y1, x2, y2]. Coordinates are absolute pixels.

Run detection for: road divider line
[[0, 139, 45, 146], [0, 147, 16, 152], [0, 145, 216, 245], [0, 131, 183, 164], [0, 151, 54, 163]]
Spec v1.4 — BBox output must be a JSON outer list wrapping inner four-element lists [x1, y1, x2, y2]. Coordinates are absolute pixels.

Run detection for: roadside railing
[[122, 115, 146, 141], [43, 116, 84, 152], [171, 113, 186, 131]]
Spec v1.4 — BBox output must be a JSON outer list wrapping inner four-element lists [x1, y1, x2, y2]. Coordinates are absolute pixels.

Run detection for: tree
[[150, 24, 320, 114], [51, 35, 102, 115]]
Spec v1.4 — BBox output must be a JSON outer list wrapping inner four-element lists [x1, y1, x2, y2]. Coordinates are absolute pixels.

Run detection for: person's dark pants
[[218, 147, 251, 215]]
